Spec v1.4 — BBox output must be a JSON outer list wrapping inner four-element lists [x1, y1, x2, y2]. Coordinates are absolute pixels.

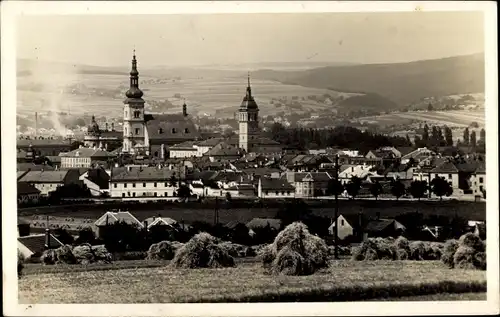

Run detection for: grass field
[[19, 260, 486, 303], [359, 110, 485, 128], [366, 292, 486, 301]]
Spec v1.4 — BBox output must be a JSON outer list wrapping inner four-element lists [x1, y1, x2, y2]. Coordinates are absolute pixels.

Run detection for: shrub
[[147, 241, 176, 260], [113, 251, 147, 261], [441, 239, 459, 268], [263, 222, 329, 276], [171, 232, 235, 269]]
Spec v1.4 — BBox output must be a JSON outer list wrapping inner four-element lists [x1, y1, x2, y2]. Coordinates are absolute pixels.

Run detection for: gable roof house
[[257, 178, 295, 199], [204, 142, 242, 162], [17, 182, 41, 205], [18, 230, 64, 259], [109, 166, 177, 199], [94, 211, 144, 238], [17, 169, 82, 196]]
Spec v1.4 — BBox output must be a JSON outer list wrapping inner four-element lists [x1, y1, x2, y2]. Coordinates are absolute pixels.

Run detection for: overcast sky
[[17, 12, 484, 67]]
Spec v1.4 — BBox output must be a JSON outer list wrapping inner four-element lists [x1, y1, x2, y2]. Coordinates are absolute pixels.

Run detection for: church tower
[[122, 51, 148, 155], [238, 73, 260, 152]]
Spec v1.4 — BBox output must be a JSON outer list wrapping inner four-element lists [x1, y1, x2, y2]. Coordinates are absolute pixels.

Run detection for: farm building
[[18, 229, 64, 259]]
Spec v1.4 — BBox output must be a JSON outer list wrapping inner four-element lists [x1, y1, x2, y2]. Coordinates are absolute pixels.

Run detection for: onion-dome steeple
[[240, 72, 258, 110], [87, 115, 101, 136], [125, 50, 144, 100]]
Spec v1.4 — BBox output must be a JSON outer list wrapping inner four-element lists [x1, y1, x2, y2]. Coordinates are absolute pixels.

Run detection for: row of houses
[[16, 145, 486, 203]]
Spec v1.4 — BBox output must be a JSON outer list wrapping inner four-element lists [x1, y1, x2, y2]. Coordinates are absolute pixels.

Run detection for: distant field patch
[[19, 260, 486, 303]]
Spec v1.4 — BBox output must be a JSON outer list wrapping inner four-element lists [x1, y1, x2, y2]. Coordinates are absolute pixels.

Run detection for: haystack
[[171, 232, 235, 269], [441, 239, 459, 268], [146, 241, 176, 260], [72, 244, 112, 264], [441, 233, 486, 270], [262, 222, 329, 275]]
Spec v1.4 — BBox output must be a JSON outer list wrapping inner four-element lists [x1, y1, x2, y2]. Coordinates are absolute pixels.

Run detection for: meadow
[[18, 260, 486, 303]]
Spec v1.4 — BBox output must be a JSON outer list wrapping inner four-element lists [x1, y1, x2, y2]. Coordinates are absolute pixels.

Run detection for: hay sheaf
[[442, 233, 486, 270], [18, 250, 25, 277], [72, 244, 112, 265], [219, 242, 253, 258], [147, 241, 176, 260], [171, 232, 235, 269], [262, 222, 329, 276]]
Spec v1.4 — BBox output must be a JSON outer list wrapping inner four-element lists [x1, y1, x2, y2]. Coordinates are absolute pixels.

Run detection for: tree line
[[267, 123, 412, 153]]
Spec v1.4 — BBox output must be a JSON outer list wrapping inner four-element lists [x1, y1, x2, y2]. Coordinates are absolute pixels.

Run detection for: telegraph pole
[[334, 154, 339, 260]]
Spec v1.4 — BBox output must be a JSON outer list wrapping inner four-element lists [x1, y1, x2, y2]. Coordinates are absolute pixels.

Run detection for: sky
[[17, 12, 484, 67]]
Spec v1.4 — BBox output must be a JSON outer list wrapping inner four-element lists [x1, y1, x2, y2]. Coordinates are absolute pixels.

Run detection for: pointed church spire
[[125, 49, 143, 99], [246, 71, 252, 97]]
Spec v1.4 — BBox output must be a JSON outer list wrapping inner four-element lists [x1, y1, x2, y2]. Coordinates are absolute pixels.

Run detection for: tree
[[169, 175, 177, 187], [346, 177, 361, 200], [470, 130, 477, 148], [444, 126, 454, 146], [428, 103, 434, 111], [326, 179, 344, 196], [422, 124, 430, 143], [75, 227, 96, 245], [437, 126, 445, 146], [431, 177, 453, 200], [409, 180, 427, 201], [479, 128, 486, 144], [470, 121, 479, 128], [390, 179, 406, 200], [70, 141, 84, 151], [369, 181, 383, 200], [406, 134, 411, 145], [176, 184, 192, 200], [463, 127, 470, 145], [225, 191, 232, 202]]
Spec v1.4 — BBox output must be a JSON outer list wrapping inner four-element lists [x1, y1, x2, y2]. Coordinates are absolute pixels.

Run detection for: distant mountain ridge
[[252, 53, 485, 107]]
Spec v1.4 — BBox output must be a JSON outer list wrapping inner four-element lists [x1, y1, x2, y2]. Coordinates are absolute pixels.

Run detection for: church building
[[120, 52, 200, 157]]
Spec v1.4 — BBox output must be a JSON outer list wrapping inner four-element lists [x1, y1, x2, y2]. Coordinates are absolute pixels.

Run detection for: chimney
[[44, 228, 50, 250], [182, 103, 188, 117]]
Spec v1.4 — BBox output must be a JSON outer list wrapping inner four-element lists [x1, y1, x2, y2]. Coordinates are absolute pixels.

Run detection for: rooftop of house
[[246, 218, 282, 231], [17, 163, 56, 172], [17, 138, 72, 147], [18, 233, 64, 255], [94, 211, 144, 228], [260, 178, 294, 191], [145, 113, 201, 141], [205, 142, 241, 157], [430, 161, 460, 174], [18, 170, 73, 183], [144, 217, 177, 229], [17, 182, 41, 195], [364, 218, 406, 233], [60, 147, 116, 158], [110, 166, 176, 182]]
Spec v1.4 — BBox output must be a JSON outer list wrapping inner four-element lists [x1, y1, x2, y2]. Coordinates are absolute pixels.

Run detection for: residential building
[[17, 182, 41, 205], [257, 178, 294, 198], [204, 141, 242, 162], [109, 166, 178, 199], [469, 161, 486, 197], [60, 147, 116, 169], [429, 161, 460, 191], [285, 171, 332, 197], [79, 167, 110, 197], [18, 169, 82, 196], [17, 137, 72, 157], [94, 211, 144, 238], [338, 164, 374, 185], [17, 229, 64, 259], [401, 147, 436, 164]]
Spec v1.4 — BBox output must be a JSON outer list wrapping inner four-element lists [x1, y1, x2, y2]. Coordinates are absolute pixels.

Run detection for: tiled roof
[[17, 182, 41, 195], [364, 219, 405, 233], [430, 161, 459, 174], [246, 218, 282, 231], [46, 156, 62, 163], [17, 138, 71, 147], [18, 233, 64, 255], [19, 170, 72, 183], [17, 163, 55, 172], [85, 168, 110, 189], [145, 113, 201, 141], [196, 137, 224, 147], [61, 148, 116, 158], [205, 142, 241, 157], [94, 211, 144, 228], [300, 172, 332, 182], [111, 166, 176, 181], [260, 178, 294, 191], [170, 141, 197, 150]]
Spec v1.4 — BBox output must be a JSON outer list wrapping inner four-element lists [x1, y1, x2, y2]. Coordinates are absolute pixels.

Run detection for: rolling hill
[[252, 53, 485, 107]]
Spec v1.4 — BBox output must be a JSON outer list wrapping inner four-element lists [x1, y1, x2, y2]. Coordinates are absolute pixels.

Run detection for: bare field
[[17, 73, 341, 118], [19, 260, 485, 303], [359, 110, 485, 128]]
